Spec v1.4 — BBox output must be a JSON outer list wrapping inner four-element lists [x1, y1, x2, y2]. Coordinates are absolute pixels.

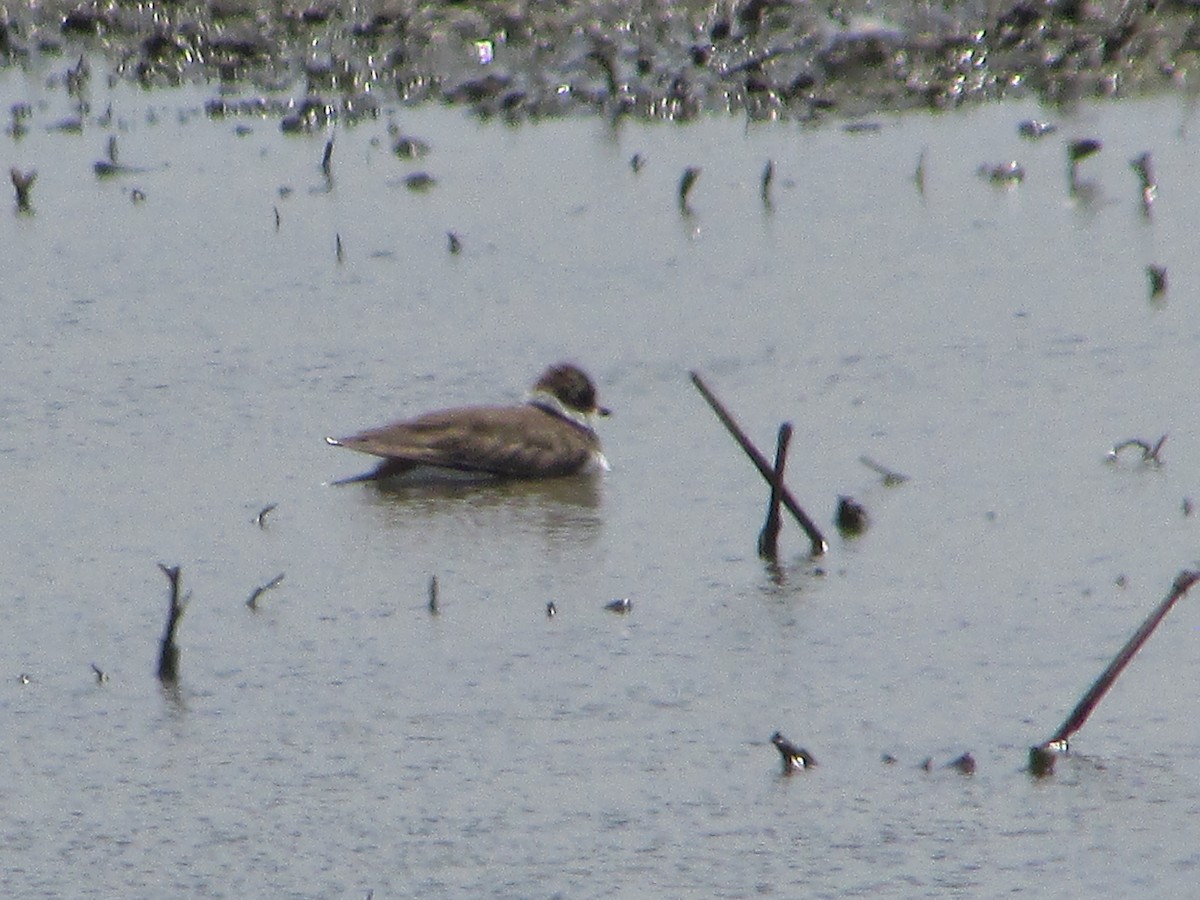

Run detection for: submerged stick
[[247, 572, 285, 610], [678, 166, 700, 212], [1039, 569, 1200, 753], [760, 160, 774, 207], [757, 423, 792, 559], [859, 455, 909, 486], [321, 137, 334, 177], [10, 167, 36, 211], [156, 563, 190, 683], [690, 371, 826, 556], [428, 575, 439, 615]]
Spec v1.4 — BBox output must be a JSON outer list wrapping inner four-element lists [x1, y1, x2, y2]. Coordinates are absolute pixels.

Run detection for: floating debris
[[1146, 265, 1167, 299], [858, 456, 909, 486], [1018, 119, 1057, 139], [771, 731, 816, 773], [9, 103, 31, 140], [604, 597, 632, 614], [1068, 138, 1102, 194], [978, 160, 1024, 185], [255, 503, 277, 527], [403, 172, 436, 192], [321, 136, 334, 177], [1068, 138, 1103, 164], [1029, 569, 1200, 776], [835, 495, 868, 537], [94, 135, 148, 177], [760, 159, 774, 207], [1107, 435, 1166, 465], [10, 167, 35, 211], [947, 752, 976, 775], [247, 573, 285, 610], [392, 134, 430, 160], [678, 166, 700, 212], [1131, 152, 1155, 215]]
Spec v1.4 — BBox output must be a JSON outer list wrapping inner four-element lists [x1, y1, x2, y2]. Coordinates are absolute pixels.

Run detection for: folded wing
[[331, 405, 597, 477]]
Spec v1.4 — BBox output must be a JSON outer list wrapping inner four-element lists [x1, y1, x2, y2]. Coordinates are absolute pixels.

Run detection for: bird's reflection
[[354, 474, 604, 547]]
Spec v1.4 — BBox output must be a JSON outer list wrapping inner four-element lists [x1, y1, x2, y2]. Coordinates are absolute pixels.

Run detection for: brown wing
[[332, 404, 598, 477]]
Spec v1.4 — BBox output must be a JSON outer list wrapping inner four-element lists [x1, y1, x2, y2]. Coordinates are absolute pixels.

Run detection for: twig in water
[[760, 160, 774, 208], [255, 503, 277, 528], [690, 371, 827, 556], [156, 564, 190, 683], [678, 166, 700, 213], [1107, 435, 1166, 465], [1146, 265, 1167, 300], [10, 168, 35, 211], [1030, 569, 1200, 775], [1130, 152, 1155, 216], [1067, 138, 1101, 194], [757, 423, 792, 559], [428, 575, 439, 615], [336, 233, 344, 263], [247, 573, 285, 610], [858, 455, 909, 486], [273, 205, 281, 231], [321, 137, 334, 177], [947, 752, 976, 775], [91, 663, 108, 684]]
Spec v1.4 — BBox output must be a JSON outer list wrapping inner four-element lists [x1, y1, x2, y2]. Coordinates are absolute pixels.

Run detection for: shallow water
[[4, 66, 1200, 897]]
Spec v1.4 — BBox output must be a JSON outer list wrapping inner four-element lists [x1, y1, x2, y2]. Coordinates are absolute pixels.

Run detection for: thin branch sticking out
[[757, 423, 792, 559], [247, 573, 285, 610], [156, 563, 190, 683], [1030, 569, 1200, 775], [1107, 435, 1166, 465], [690, 371, 826, 557]]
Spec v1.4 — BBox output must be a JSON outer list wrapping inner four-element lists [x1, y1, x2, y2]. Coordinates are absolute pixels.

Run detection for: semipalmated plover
[[327, 363, 610, 484]]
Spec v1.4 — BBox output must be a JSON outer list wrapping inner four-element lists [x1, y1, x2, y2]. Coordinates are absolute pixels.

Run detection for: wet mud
[[2, 0, 1198, 125]]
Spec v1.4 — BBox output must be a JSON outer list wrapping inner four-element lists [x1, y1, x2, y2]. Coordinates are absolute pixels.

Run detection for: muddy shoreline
[[2, 0, 1199, 125]]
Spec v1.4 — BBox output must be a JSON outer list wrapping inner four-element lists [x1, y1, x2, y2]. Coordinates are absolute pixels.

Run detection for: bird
[[771, 731, 817, 773], [326, 363, 610, 484]]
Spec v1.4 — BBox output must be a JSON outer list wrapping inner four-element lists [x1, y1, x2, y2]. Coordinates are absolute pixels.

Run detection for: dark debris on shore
[[1, 0, 1198, 127]]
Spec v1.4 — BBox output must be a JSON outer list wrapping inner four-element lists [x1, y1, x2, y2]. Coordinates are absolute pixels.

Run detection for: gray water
[[4, 64, 1200, 897]]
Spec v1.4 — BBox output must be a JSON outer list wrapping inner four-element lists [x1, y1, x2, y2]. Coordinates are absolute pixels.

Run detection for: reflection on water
[[357, 473, 605, 545]]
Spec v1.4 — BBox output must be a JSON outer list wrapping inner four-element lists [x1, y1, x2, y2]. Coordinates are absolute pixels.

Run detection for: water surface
[[3, 71, 1200, 896]]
